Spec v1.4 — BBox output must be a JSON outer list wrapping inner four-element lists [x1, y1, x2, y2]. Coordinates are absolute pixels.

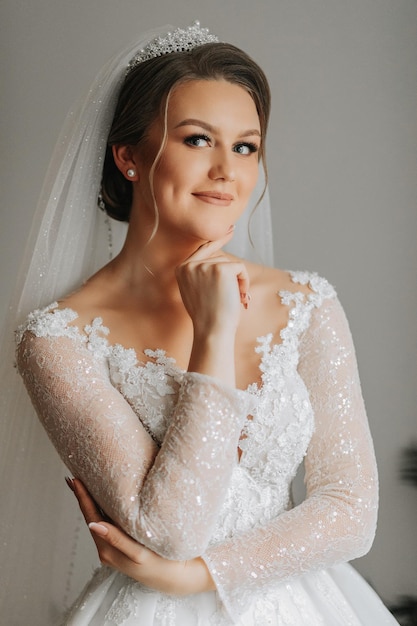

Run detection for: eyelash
[[184, 134, 259, 155], [235, 142, 258, 155]]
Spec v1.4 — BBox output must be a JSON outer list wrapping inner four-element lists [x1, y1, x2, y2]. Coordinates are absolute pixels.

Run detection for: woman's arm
[[72, 300, 378, 619], [71, 296, 378, 619], [17, 330, 249, 561], [17, 240, 251, 561], [69, 478, 215, 595], [202, 296, 378, 619]]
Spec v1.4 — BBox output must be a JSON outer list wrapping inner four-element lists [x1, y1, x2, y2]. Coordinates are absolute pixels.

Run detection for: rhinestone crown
[[127, 21, 219, 72]]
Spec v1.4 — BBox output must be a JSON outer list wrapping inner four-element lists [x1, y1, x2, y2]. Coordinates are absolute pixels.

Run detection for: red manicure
[[65, 476, 75, 492]]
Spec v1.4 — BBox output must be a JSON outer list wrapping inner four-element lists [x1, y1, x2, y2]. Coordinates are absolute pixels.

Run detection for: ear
[[112, 145, 139, 181]]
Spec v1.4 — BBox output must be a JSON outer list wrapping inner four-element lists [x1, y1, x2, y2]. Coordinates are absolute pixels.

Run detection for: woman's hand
[[68, 478, 215, 595], [176, 235, 250, 336], [176, 235, 250, 384]]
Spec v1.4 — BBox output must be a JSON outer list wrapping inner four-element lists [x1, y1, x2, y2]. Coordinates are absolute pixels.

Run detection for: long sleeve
[[16, 327, 250, 560], [202, 296, 378, 620]]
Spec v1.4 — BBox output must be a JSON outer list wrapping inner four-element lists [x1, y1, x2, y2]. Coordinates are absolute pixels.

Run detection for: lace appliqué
[[203, 272, 378, 623], [233, 272, 335, 522], [16, 271, 379, 625], [109, 346, 183, 446], [16, 302, 82, 345]]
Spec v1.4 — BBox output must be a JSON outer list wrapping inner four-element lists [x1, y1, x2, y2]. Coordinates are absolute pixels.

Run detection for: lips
[[192, 191, 234, 205]]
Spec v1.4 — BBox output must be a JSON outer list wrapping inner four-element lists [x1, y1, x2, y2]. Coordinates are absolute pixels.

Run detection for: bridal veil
[[0, 24, 273, 624]]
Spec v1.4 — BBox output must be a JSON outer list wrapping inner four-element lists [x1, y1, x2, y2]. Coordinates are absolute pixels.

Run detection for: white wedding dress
[[16, 271, 398, 625]]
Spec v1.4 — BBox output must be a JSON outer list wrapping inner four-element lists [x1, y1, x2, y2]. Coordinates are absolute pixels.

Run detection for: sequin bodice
[[16, 271, 378, 622]]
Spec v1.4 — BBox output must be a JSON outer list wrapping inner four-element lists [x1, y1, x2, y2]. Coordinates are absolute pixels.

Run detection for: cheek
[[242, 163, 260, 195], [157, 154, 193, 188]]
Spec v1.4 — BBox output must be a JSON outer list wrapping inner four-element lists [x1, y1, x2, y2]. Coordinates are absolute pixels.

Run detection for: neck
[[109, 223, 206, 305]]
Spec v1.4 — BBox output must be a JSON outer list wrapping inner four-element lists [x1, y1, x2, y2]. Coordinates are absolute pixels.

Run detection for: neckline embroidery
[[19, 271, 335, 393]]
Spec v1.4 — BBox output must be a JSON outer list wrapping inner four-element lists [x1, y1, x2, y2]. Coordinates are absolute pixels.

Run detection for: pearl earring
[[126, 169, 136, 178]]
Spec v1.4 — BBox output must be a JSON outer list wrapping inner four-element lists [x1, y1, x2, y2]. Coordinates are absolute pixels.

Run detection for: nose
[[208, 149, 236, 182]]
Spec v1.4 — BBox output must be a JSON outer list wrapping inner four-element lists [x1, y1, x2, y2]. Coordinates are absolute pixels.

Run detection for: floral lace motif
[[16, 271, 378, 625]]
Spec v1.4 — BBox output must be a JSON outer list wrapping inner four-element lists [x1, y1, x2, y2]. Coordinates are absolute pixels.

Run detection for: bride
[[6, 22, 398, 625]]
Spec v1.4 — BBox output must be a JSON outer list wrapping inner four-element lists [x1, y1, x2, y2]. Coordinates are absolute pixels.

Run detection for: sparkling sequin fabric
[[16, 272, 396, 626]]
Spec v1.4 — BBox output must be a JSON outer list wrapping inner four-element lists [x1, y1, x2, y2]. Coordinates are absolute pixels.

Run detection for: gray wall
[[1, 0, 416, 605]]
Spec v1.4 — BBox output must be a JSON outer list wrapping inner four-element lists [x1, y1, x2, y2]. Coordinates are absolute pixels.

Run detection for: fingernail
[[65, 476, 75, 492], [89, 522, 108, 537], [241, 292, 251, 309]]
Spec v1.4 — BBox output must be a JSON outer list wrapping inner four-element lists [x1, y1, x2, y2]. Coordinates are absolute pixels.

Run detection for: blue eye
[[184, 134, 211, 147], [233, 142, 258, 155]]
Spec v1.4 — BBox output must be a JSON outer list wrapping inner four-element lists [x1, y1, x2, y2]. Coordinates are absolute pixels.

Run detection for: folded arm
[[64, 296, 378, 621], [17, 330, 249, 560], [202, 297, 378, 619]]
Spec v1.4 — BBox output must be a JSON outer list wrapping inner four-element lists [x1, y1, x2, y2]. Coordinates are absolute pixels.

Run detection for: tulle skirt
[[62, 562, 398, 625]]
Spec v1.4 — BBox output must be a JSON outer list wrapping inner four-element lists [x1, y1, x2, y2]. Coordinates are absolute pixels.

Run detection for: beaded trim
[[127, 21, 219, 72]]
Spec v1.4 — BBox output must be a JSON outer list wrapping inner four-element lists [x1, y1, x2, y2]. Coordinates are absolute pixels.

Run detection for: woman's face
[[133, 79, 261, 244]]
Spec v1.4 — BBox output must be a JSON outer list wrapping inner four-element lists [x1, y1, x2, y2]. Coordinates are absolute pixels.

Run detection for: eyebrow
[[174, 118, 261, 138]]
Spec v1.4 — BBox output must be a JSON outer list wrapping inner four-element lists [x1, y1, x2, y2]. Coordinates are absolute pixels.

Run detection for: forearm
[[203, 483, 377, 590], [18, 331, 249, 562], [75, 481, 216, 597], [201, 295, 379, 621], [178, 558, 216, 595], [188, 330, 236, 387], [136, 371, 250, 558], [176, 237, 248, 389]]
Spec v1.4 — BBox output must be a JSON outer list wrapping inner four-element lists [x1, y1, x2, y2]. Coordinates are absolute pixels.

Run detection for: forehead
[[167, 79, 260, 130]]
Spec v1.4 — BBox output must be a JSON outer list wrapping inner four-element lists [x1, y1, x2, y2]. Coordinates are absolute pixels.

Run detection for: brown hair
[[100, 42, 271, 222]]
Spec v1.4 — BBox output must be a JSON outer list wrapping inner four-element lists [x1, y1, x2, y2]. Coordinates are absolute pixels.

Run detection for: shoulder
[[15, 302, 113, 384], [16, 303, 81, 345], [16, 268, 111, 346], [285, 270, 336, 305], [247, 261, 336, 304], [238, 262, 337, 343]]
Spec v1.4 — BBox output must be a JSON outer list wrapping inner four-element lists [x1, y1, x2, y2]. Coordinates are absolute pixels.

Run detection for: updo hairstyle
[[100, 42, 271, 222]]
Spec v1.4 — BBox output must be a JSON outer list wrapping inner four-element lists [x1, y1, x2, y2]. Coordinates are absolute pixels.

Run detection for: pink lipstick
[[192, 191, 234, 206]]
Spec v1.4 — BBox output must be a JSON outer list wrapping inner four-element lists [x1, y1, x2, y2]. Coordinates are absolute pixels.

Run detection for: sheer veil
[[0, 25, 273, 624]]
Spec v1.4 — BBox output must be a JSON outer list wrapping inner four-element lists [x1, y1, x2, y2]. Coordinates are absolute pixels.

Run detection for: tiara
[[127, 21, 219, 72]]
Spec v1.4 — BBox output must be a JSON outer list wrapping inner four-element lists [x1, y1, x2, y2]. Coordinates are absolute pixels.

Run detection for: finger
[[234, 264, 251, 309], [181, 254, 231, 270], [190, 259, 250, 308], [89, 522, 148, 565], [71, 478, 103, 525], [182, 232, 234, 264], [181, 256, 251, 311]]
